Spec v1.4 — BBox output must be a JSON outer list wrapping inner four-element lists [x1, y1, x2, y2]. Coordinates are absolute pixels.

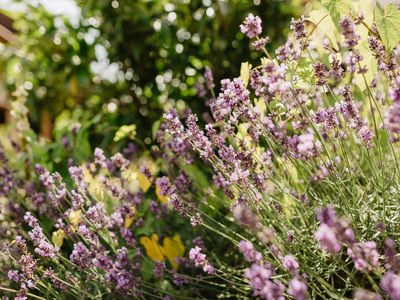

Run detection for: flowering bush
[[2, 1, 400, 299], [0, 92, 241, 299], [157, 1, 400, 299]]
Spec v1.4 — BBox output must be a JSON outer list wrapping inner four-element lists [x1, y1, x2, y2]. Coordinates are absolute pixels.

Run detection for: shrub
[[157, 2, 400, 299]]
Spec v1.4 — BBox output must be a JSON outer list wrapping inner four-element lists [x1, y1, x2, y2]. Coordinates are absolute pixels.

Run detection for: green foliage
[[374, 3, 400, 53], [321, 0, 351, 25], [1, 0, 301, 146]]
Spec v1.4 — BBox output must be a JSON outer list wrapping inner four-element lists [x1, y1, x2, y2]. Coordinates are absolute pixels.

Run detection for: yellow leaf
[[351, 1, 374, 41], [156, 184, 169, 204], [124, 206, 136, 228], [68, 210, 82, 226], [114, 124, 137, 142], [121, 168, 140, 194], [161, 234, 185, 270], [52, 229, 65, 248], [254, 98, 267, 116], [138, 172, 151, 192], [308, 8, 339, 50], [239, 62, 252, 87], [140, 234, 165, 262], [354, 40, 377, 91]]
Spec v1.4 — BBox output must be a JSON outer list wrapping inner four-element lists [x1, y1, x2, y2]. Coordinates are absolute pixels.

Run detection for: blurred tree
[[0, 0, 301, 147]]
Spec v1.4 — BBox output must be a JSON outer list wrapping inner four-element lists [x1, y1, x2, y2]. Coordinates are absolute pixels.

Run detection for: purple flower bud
[[314, 224, 341, 253], [380, 272, 400, 300], [288, 277, 308, 300], [240, 14, 262, 38], [238, 240, 262, 263]]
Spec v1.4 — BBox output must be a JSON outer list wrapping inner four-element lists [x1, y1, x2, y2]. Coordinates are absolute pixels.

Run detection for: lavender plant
[[0, 90, 243, 299], [158, 2, 400, 299]]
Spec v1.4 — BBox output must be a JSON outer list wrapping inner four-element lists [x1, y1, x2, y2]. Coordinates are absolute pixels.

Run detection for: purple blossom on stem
[[94, 147, 107, 168], [70, 242, 92, 269], [380, 272, 400, 300], [288, 277, 308, 300], [153, 261, 166, 279], [204, 67, 215, 90], [252, 37, 269, 50], [314, 224, 341, 253], [189, 246, 215, 274], [210, 78, 250, 121], [291, 16, 307, 40], [156, 177, 174, 196], [347, 241, 380, 272], [282, 255, 299, 275], [238, 240, 262, 263], [244, 263, 284, 300], [68, 166, 87, 191], [240, 14, 262, 38], [186, 114, 214, 159], [353, 289, 383, 300], [340, 17, 360, 48], [313, 62, 329, 86]]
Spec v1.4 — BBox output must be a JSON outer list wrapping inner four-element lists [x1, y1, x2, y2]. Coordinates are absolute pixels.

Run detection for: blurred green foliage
[[1, 0, 301, 147]]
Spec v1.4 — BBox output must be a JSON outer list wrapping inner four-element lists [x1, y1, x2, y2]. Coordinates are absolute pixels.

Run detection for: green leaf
[[374, 3, 400, 53], [308, 8, 339, 50], [321, 0, 351, 25]]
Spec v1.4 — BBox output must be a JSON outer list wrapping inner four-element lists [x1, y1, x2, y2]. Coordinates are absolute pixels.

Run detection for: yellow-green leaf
[[322, 0, 351, 25], [308, 8, 339, 50], [52, 229, 65, 248], [114, 124, 137, 142], [239, 62, 252, 87], [374, 3, 400, 53], [354, 40, 377, 91]]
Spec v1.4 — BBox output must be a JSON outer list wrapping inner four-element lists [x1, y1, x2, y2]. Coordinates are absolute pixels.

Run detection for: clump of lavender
[[159, 9, 400, 299], [189, 246, 215, 274]]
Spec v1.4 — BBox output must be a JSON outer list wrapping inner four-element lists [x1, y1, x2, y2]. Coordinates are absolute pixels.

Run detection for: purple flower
[[24, 212, 57, 257], [156, 177, 174, 196], [288, 277, 308, 300], [94, 147, 107, 168], [232, 204, 260, 229], [70, 242, 92, 269], [239, 240, 262, 263], [186, 114, 214, 159], [174, 171, 191, 192], [347, 241, 380, 272], [252, 37, 269, 50], [210, 78, 250, 121], [240, 13, 262, 38], [340, 17, 360, 48], [35, 164, 54, 189], [290, 16, 307, 41], [86, 203, 110, 228], [313, 61, 329, 86], [189, 246, 215, 274], [380, 272, 400, 300], [8, 270, 21, 283], [314, 224, 341, 253], [24, 212, 38, 228], [68, 166, 87, 191], [353, 289, 382, 300], [110, 153, 129, 169], [244, 263, 284, 300], [204, 67, 215, 90], [71, 189, 84, 208], [282, 255, 299, 275], [153, 261, 166, 279], [297, 133, 315, 156], [172, 271, 188, 286], [316, 205, 336, 226], [384, 238, 400, 272]]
